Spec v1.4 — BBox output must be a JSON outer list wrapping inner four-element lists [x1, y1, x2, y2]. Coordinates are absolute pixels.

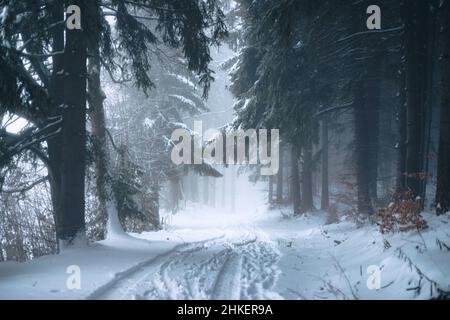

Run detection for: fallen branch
[[330, 255, 359, 300], [396, 248, 443, 298]]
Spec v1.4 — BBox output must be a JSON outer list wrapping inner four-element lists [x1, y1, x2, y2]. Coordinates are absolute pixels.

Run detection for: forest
[[0, 0, 449, 300]]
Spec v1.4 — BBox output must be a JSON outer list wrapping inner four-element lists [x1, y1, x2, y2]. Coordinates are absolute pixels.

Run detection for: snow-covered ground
[[1, 203, 449, 300]]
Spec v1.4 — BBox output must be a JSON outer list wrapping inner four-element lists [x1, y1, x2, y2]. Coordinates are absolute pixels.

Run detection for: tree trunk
[[88, 48, 109, 239], [286, 147, 292, 203], [183, 175, 190, 201], [203, 176, 209, 206], [87, 0, 126, 238], [291, 145, 301, 214], [268, 175, 273, 205], [221, 171, 226, 207], [151, 179, 160, 228], [321, 118, 329, 211], [47, 0, 65, 246], [210, 177, 216, 207], [301, 139, 314, 213], [421, 1, 438, 203], [366, 55, 381, 206], [404, 0, 430, 200], [397, 64, 407, 193], [59, 0, 88, 245], [230, 166, 236, 213], [354, 80, 373, 215], [169, 178, 178, 213], [276, 145, 283, 204], [193, 174, 199, 203], [436, 0, 450, 215]]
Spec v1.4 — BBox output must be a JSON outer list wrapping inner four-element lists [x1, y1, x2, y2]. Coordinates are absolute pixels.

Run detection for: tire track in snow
[[239, 239, 283, 299], [141, 233, 256, 299], [91, 229, 283, 300], [211, 252, 242, 299], [87, 235, 225, 300]]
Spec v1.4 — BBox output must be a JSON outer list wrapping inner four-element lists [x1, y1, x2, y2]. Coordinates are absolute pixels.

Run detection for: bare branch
[[1, 176, 49, 194]]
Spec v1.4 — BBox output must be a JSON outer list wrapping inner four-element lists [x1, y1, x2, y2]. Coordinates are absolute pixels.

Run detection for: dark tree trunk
[[169, 177, 181, 213], [47, 0, 65, 245], [397, 66, 407, 193], [436, 0, 450, 215], [321, 118, 329, 211], [349, 2, 375, 215], [287, 147, 292, 203], [354, 81, 373, 215], [404, 0, 430, 200], [276, 145, 283, 204], [88, 46, 108, 239], [87, 0, 125, 237], [86, 0, 109, 238], [150, 179, 160, 227], [169, 178, 176, 212], [436, 103, 450, 213], [301, 139, 314, 213], [291, 145, 301, 214], [59, 0, 88, 245], [422, 1, 438, 202], [366, 55, 381, 205]]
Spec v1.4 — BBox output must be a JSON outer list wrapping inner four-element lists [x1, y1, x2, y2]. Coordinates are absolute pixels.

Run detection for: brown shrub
[[378, 191, 428, 234]]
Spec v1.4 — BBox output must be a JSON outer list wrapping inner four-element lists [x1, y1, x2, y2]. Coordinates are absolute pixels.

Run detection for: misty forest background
[[0, 0, 449, 262]]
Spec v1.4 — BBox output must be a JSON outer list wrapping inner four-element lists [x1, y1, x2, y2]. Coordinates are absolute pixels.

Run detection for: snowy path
[[1, 203, 448, 300], [92, 228, 282, 300]]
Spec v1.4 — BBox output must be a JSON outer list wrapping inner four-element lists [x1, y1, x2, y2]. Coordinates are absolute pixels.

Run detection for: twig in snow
[[396, 248, 442, 298], [330, 255, 359, 300]]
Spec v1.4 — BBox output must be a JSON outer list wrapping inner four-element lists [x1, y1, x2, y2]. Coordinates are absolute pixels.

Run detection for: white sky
[[1, 113, 30, 134]]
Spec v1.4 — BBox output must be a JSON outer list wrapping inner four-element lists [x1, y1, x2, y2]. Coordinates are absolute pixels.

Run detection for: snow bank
[[267, 210, 450, 300], [0, 233, 181, 299]]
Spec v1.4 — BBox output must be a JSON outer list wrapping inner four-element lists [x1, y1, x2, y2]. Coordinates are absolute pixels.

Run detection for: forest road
[[90, 227, 283, 300]]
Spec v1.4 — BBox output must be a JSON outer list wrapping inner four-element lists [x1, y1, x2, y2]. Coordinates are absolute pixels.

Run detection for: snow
[[242, 97, 253, 111], [0, 6, 8, 25], [0, 236, 178, 299], [168, 74, 196, 89], [168, 94, 196, 108], [228, 56, 241, 76], [105, 198, 127, 240], [143, 117, 155, 129], [266, 211, 450, 299], [294, 40, 304, 49], [0, 203, 449, 300]]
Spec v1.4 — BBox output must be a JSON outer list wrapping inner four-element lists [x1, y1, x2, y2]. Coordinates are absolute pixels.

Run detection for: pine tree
[[0, 0, 227, 246]]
